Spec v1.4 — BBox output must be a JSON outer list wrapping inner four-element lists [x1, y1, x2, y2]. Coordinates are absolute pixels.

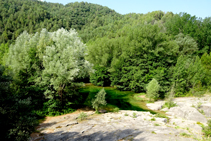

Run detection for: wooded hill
[[1, 0, 211, 140]]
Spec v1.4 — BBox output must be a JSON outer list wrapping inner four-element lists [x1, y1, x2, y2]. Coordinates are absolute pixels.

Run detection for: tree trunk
[[58, 84, 65, 108]]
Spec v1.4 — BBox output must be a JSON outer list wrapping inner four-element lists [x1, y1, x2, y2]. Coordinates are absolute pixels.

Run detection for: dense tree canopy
[[0, 0, 121, 44], [1, 0, 211, 140]]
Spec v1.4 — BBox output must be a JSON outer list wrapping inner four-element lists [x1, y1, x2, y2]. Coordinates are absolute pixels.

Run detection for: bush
[[146, 78, 160, 101], [163, 102, 177, 109], [78, 112, 87, 121], [113, 107, 120, 113], [151, 117, 156, 121], [92, 88, 107, 112], [202, 120, 211, 137], [132, 112, 137, 118], [165, 84, 177, 109]]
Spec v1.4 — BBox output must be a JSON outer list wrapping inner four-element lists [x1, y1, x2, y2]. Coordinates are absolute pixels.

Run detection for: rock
[[30, 96, 211, 141], [161, 108, 168, 111], [99, 109, 107, 113], [169, 118, 202, 133], [200, 104, 211, 117], [155, 118, 167, 123], [146, 103, 162, 111], [168, 106, 207, 123], [66, 121, 78, 126]]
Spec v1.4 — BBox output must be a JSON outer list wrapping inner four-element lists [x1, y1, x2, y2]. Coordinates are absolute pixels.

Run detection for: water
[[78, 84, 154, 113]]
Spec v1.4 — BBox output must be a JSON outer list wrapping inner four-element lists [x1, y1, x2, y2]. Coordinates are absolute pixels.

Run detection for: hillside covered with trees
[[0, 0, 211, 140]]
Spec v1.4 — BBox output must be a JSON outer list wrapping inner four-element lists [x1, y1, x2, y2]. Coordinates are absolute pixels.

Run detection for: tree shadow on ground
[[33, 129, 144, 141]]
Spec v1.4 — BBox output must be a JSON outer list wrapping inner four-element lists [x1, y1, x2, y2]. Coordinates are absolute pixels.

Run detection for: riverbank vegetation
[[0, 0, 211, 140]]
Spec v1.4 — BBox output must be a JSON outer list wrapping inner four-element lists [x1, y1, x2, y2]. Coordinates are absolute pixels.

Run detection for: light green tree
[[6, 28, 93, 102], [40, 28, 93, 101], [146, 78, 160, 101], [92, 88, 107, 112], [174, 33, 198, 56]]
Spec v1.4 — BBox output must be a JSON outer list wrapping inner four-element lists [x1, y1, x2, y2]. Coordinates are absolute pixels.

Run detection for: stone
[[146, 103, 162, 111], [66, 121, 78, 126], [168, 106, 207, 123], [161, 108, 168, 111], [200, 104, 211, 117], [155, 118, 167, 123], [99, 109, 107, 113], [30, 95, 211, 141]]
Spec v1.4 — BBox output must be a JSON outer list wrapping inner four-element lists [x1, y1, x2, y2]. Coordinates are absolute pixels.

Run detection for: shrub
[[78, 112, 87, 121], [165, 84, 177, 109], [151, 117, 156, 121], [202, 120, 211, 137], [113, 107, 120, 113], [154, 123, 160, 126], [124, 113, 128, 116], [132, 112, 137, 118], [146, 78, 160, 101], [92, 88, 107, 113]]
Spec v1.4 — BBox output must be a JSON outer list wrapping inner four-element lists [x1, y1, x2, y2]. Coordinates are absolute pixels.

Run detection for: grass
[[180, 132, 191, 138], [78, 112, 87, 121], [132, 112, 137, 118], [175, 126, 180, 129], [162, 101, 177, 109], [151, 131, 156, 134], [113, 107, 120, 113], [155, 113, 170, 123], [134, 93, 147, 101], [154, 123, 160, 126], [196, 121, 204, 126], [151, 117, 156, 121], [199, 109, 205, 115], [197, 102, 202, 108], [124, 113, 129, 116]]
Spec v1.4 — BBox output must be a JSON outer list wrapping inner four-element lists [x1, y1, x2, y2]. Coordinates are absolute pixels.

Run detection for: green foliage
[[155, 113, 170, 123], [132, 112, 137, 118], [90, 65, 111, 86], [6, 28, 93, 104], [146, 78, 160, 101], [1, 1, 211, 139], [164, 84, 177, 109], [154, 123, 160, 126], [163, 102, 177, 109], [165, 12, 211, 55], [0, 0, 120, 44], [92, 88, 107, 112], [180, 132, 191, 138], [0, 65, 38, 141], [202, 120, 211, 137], [124, 113, 129, 116], [171, 55, 207, 96], [113, 107, 120, 113], [0, 43, 9, 65], [151, 131, 156, 134], [151, 117, 156, 121], [78, 112, 87, 121], [174, 33, 198, 56]]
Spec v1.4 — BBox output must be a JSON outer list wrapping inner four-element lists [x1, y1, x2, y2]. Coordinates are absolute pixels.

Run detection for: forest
[[0, 0, 211, 140]]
